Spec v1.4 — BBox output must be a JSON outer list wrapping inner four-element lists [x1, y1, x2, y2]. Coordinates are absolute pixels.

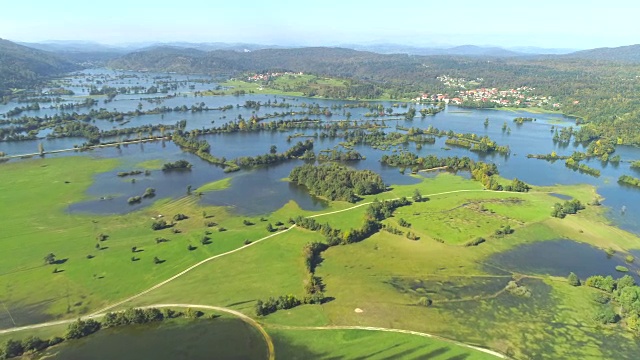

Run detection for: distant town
[[413, 75, 564, 108]]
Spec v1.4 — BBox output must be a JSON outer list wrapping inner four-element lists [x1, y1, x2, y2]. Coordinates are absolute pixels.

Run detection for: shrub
[[142, 188, 156, 198], [417, 297, 432, 307], [626, 255, 635, 263], [465, 237, 486, 247], [127, 196, 142, 204], [173, 213, 188, 221], [151, 220, 169, 230]]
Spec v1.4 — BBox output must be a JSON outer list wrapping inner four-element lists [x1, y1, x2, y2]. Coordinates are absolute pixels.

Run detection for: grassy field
[[0, 157, 299, 328], [269, 328, 498, 359], [3, 157, 640, 359]]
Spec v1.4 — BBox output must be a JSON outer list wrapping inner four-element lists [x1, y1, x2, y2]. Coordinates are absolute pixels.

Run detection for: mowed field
[[2, 156, 640, 359]]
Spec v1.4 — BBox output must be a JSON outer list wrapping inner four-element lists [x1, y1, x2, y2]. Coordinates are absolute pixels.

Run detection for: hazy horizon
[[2, 0, 639, 50]]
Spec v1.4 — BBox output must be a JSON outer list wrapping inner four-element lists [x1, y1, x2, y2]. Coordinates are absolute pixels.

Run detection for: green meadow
[[2, 156, 640, 359]]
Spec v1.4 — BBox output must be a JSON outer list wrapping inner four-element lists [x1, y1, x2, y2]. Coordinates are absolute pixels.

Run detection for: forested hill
[[0, 38, 79, 94], [108, 46, 427, 81], [566, 44, 640, 63]]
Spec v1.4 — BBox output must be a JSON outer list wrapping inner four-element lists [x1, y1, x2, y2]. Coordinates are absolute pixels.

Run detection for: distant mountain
[[341, 43, 524, 57], [445, 45, 522, 57], [153, 42, 289, 52], [508, 46, 577, 55], [17, 40, 123, 53], [18, 40, 129, 65], [565, 44, 640, 62], [0, 38, 79, 92]]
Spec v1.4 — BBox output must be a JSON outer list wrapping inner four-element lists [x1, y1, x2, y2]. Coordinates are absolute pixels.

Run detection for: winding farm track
[[0, 188, 520, 358]]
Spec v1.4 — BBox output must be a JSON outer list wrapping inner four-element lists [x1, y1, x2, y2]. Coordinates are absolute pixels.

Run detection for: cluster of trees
[[551, 199, 586, 218], [65, 319, 101, 339], [564, 158, 601, 177], [583, 274, 640, 329], [289, 163, 385, 202], [3, 103, 40, 117], [618, 175, 640, 188], [161, 160, 192, 171], [102, 307, 165, 327], [365, 198, 412, 221], [513, 117, 535, 124], [504, 178, 531, 192], [234, 140, 314, 168], [316, 149, 363, 162], [444, 136, 510, 155], [295, 197, 410, 248], [255, 295, 305, 316]]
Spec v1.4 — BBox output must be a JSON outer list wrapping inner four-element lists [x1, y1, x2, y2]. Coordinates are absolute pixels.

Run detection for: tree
[[266, 223, 274, 232], [405, 107, 416, 120], [153, 256, 162, 264], [43, 253, 56, 265], [38, 142, 44, 156], [568, 272, 581, 286], [412, 189, 422, 202], [270, 145, 277, 154]]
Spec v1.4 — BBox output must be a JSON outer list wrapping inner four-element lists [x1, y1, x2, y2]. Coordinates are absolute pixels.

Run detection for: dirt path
[[269, 324, 506, 359]]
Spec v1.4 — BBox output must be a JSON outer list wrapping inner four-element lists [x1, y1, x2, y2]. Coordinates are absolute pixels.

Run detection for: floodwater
[[2, 69, 640, 228], [485, 239, 640, 280], [42, 318, 268, 360]]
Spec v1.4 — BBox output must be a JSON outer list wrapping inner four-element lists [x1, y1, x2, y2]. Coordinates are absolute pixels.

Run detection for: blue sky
[[1, 0, 638, 49]]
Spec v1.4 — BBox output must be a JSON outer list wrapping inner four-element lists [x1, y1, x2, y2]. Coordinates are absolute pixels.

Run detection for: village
[[246, 71, 305, 82], [414, 75, 562, 108]]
